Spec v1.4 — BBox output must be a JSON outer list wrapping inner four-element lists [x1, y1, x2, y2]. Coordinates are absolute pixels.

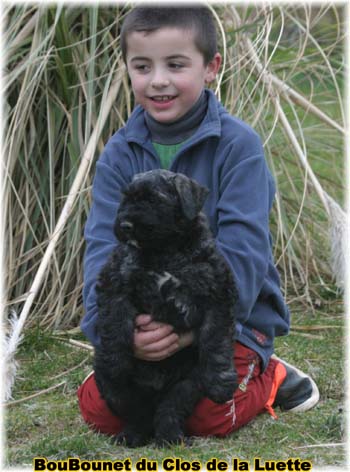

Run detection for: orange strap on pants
[[77, 342, 286, 437]]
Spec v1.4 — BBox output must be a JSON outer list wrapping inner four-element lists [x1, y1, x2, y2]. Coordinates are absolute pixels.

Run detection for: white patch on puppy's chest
[[156, 271, 180, 289], [152, 271, 191, 325]]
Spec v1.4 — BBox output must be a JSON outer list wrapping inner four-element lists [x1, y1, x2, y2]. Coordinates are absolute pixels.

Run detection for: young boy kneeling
[[78, 5, 319, 438]]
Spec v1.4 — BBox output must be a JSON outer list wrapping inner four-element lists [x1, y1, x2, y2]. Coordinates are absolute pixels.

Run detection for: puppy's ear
[[173, 175, 209, 220]]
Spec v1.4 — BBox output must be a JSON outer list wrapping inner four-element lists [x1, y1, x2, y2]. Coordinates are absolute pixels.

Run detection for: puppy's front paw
[[113, 428, 150, 448], [155, 429, 186, 448], [154, 414, 187, 447], [203, 369, 238, 404]]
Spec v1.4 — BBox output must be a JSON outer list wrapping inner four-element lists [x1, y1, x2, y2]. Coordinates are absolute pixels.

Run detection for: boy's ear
[[205, 53, 222, 84]]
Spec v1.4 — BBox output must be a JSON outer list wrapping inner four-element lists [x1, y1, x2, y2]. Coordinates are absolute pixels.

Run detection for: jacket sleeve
[[215, 132, 276, 325], [81, 137, 133, 346]]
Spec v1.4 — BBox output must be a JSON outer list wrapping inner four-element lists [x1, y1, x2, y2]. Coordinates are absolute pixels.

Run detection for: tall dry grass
[[3, 4, 346, 334]]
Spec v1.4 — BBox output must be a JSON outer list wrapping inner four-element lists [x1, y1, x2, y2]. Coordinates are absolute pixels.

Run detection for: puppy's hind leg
[[111, 387, 155, 448], [153, 375, 202, 447]]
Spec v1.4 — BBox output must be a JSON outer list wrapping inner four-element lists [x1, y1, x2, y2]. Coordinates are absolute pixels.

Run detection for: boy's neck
[[144, 90, 208, 145]]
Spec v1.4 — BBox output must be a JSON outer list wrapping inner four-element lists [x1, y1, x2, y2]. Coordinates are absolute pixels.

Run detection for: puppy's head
[[115, 170, 209, 249]]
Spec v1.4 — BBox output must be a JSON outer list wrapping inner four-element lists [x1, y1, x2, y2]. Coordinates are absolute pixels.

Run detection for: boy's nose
[[151, 70, 170, 89]]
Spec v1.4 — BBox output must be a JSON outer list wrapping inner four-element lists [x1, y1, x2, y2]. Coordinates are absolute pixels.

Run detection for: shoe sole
[[271, 355, 320, 412]]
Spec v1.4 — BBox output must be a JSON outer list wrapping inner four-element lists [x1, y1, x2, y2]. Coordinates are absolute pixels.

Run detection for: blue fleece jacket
[[81, 89, 290, 369]]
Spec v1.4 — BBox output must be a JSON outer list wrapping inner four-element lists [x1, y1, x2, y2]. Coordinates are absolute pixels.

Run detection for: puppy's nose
[[120, 221, 133, 230]]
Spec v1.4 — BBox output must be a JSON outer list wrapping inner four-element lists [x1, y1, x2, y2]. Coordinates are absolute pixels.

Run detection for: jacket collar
[[124, 89, 222, 147]]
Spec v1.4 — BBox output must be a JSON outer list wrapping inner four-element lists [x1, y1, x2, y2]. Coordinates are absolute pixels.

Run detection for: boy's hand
[[133, 314, 193, 361]]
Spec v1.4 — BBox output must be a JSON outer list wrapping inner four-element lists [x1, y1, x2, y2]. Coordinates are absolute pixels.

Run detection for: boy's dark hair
[[120, 5, 218, 65]]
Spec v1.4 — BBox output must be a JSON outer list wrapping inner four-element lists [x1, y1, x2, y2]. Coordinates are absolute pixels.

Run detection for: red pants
[[77, 342, 286, 437]]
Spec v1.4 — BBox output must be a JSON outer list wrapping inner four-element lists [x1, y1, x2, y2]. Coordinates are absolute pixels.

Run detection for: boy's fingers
[[141, 341, 180, 361], [143, 332, 179, 353], [134, 329, 195, 361], [178, 330, 194, 349], [136, 320, 174, 337], [134, 315, 173, 333], [135, 328, 178, 349], [134, 314, 153, 327], [134, 335, 180, 361], [137, 321, 172, 332]]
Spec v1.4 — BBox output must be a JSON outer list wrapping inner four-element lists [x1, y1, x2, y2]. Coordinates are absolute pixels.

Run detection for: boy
[[78, 5, 319, 438]]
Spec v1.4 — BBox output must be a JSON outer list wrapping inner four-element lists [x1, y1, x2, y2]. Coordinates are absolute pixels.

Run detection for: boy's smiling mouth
[[150, 95, 177, 102]]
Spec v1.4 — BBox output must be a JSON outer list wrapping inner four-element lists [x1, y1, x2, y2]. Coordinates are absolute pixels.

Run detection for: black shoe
[[272, 356, 319, 412]]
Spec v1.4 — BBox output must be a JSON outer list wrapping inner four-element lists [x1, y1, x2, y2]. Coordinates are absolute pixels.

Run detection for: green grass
[[5, 296, 345, 469]]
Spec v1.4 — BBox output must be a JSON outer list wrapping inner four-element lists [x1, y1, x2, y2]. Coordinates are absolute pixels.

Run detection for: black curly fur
[[94, 169, 238, 447]]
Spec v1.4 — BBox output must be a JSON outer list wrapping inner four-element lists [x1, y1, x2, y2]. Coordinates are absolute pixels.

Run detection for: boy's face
[[126, 27, 221, 123]]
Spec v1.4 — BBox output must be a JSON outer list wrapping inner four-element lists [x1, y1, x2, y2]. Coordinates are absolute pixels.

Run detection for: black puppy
[[94, 169, 238, 447]]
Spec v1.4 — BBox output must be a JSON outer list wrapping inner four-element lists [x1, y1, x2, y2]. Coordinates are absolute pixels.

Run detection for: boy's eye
[[168, 62, 184, 70], [134, 64, 150, 73]]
